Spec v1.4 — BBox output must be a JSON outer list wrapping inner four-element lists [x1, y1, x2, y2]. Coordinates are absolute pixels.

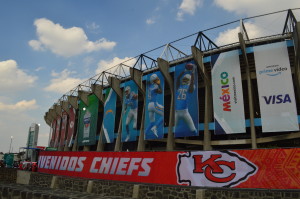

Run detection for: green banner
[[77, 94, 99, 146]]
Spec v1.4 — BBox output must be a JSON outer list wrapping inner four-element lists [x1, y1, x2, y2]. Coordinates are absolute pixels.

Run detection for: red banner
[[49, 120, 56, 147], [53, 116, 61, 148], [59, 112, 68, 148], [38, 148, 300, 189], [66, 107, 76, 148]]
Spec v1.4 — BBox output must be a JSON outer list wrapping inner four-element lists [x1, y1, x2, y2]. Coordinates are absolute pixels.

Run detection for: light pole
[[9, 136, 13, 154]]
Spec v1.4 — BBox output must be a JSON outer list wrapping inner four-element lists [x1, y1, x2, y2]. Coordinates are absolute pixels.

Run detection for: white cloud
[[0, 99, 38, 111], [86, 22, 101, 33], [29, 18, 117, 57], [35, 66, 45, 72], [177, 0, 203, 21], [146, 18, 156, 25], [96, 57, 137, 75], [215, 22, 264, 46], [214, 0, 299, 16], [44, 69, 84, 94], [0, 60, 37, 91]]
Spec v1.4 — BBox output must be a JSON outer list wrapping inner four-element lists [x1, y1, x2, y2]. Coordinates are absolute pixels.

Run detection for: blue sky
[[0, 0, 299, 153]]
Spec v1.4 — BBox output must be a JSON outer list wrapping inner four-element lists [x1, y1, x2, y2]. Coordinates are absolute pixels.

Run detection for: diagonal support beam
[[238, 32, 257, 149], [191, 46, 212, 151]]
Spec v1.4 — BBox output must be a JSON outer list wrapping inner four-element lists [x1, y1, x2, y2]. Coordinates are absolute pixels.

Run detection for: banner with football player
[[121, 81, 138, 142], [53, 116, 61, 148], [77, 94, 99, 146], [59, 111, 68, 148], [174, 61, 199, 137], [254, 41, 299, 132], [102, 88, 117, 143], [211, 50, 246, 134], [144, 71, 164, 140], [66, 107, 76, 148]]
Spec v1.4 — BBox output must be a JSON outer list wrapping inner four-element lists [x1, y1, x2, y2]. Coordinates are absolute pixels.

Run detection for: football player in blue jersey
[[145, 73, 164, 138], [175, 63, 198, 135], [124, 86, 138, 142]]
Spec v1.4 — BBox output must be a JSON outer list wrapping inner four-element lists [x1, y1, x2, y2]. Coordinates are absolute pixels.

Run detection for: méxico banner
[[66, 107, 76, 147], [103, 88, 117, 143], [39, 148, 300, 189], [174, 61, 199, 137], [144, 71, 164, 140], [122, 80, 138, 142], [211, 50, 246, 134], [78, 94, 99, 146], [59, 111, 68, 148], [53, 116, 61, 148], [254, 41, 299, 132]]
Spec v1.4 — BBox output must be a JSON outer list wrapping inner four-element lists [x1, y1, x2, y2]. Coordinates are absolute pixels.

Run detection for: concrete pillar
[[196, 189, 206, 199], [238, 32, 257, 149], [130, 68, 146, 151], [86, 180, 94, 193], [108, 76, 123, 152], [157, 58, 174, 151], [92, 84, 105, 152], [132, 184, 140, 199], [192, 46, 212, 151], [16, 170, 31, 185], [61, 101, 70, 114], [50, 176, 58, 189], [78, 90, 90, 107]]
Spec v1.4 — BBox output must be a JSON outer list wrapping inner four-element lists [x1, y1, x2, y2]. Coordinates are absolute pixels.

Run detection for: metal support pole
[[191, 46, 212, 150], [238, 32, 257, 149], [130, 68, 146, 151], [157, 58, 174, 151]]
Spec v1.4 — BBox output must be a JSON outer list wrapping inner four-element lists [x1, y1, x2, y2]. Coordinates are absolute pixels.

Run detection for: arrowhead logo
[[177, 151, 257, 187]]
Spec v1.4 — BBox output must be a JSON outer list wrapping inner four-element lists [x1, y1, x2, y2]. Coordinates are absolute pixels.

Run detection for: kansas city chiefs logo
[[177, 151, 257, 187]]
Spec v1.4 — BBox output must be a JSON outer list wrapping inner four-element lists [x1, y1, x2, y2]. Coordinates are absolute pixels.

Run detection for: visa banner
[[254, 41, 299, 132], [39, 148, 300, 189]]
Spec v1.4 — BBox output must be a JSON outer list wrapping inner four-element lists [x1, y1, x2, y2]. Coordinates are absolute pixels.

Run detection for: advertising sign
[[144, 72, 164, 140], [254, 41, 299, 132], [66, 107, 76, 147], [174, 61, 199, 137], [122, 81, 138, 142], [59, 111, 68, 148], [53, 117, 61, 148], [78, 94, 99, 146], [211, 50, 246, 134], [103, 88, 117, 143], [49, 120, 56, 147], [39, 148, 300, 189]]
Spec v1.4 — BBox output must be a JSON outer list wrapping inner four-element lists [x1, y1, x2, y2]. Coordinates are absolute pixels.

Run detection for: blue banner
[[144, 71, 164, 140], [174, 61, 199, 137], [122, 81, 138, 142], [102, 88, 117, 143]]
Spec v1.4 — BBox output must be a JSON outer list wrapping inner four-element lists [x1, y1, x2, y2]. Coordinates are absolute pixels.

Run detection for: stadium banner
[[103, 88, 117, 143], [144, 71, 164, 140], [66, 107, 76, 147], [39, 148, 300, 189], [211, 50, 246, 134], [254, 41, 299, 132], [174, 61, 199, 137], [59, 111, 68, 148], [122, 81, 138, 142], [78, 94, 99, 146], [49, 120, 56, 147], [53, 116, 61, 148]]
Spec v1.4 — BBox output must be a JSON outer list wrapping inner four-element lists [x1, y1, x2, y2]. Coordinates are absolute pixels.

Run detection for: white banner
[[211, 50, 246, 134], [254, 41, 299, 132]]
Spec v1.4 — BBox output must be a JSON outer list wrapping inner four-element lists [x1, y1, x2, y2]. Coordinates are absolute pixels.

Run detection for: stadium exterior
[[38, 9, 300, 190]]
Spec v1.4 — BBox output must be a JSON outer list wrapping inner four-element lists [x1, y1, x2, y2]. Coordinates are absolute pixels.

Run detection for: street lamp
[[9, 136, 13, 154]]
